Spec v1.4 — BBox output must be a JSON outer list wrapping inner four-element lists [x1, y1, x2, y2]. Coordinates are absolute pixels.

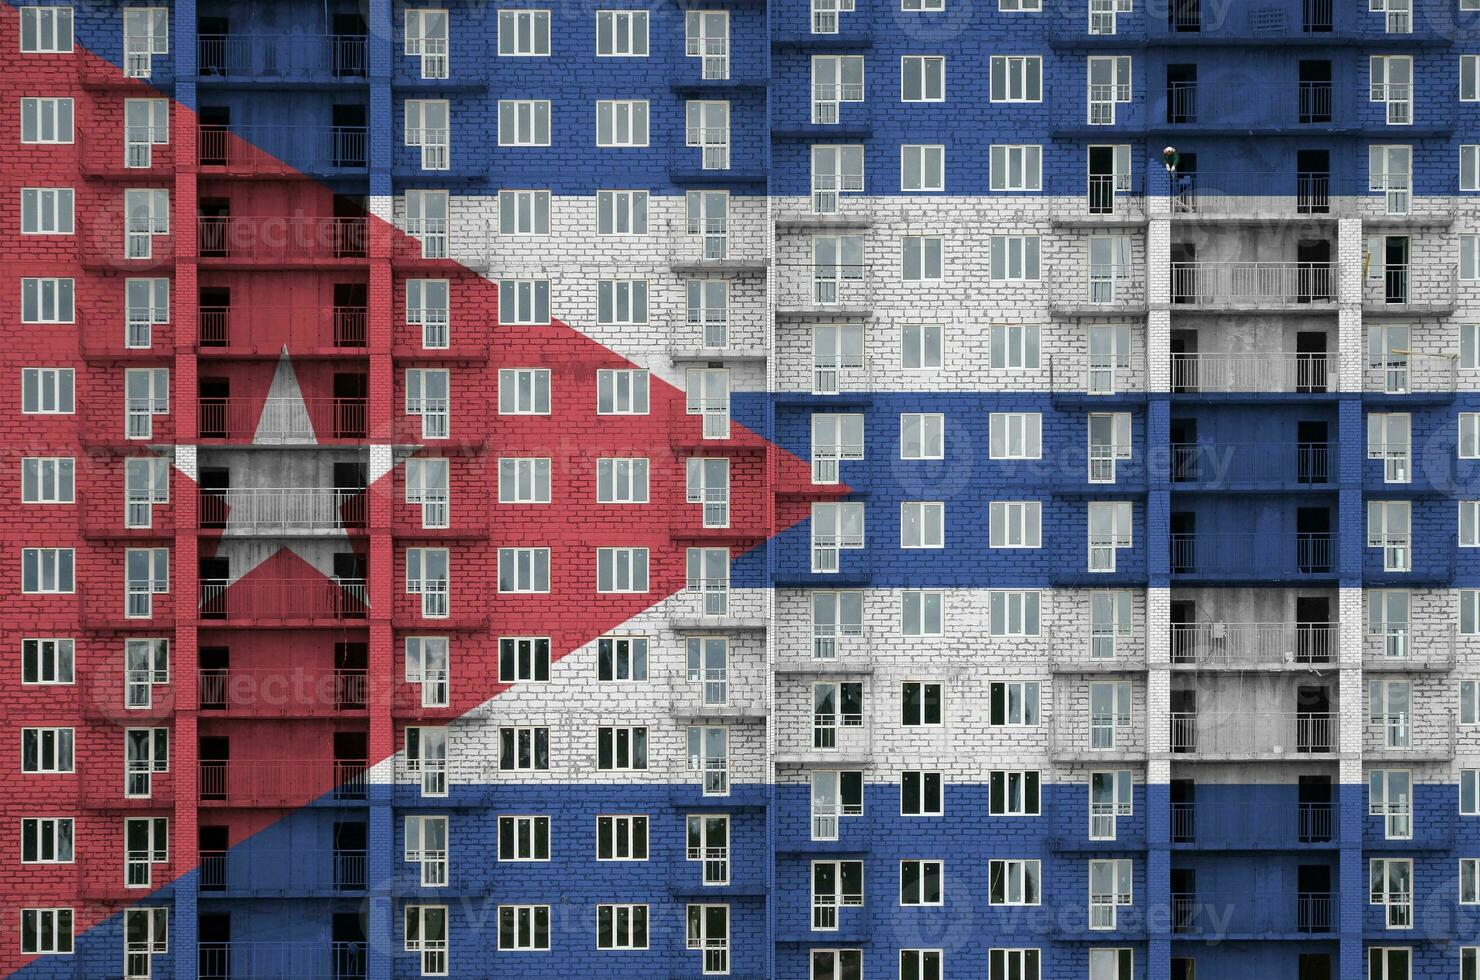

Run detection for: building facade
[[2, 0, 1480, 979]]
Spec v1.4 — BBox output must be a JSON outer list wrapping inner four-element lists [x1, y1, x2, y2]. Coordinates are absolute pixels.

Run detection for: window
[[686, 100, 730, 169], [597, 190, 648, 235], [1465, 146, 1480, 192], [597, 368, 650, 415], [498, 637, 550, 683], [497, 278, 550, 326], [406, 905, 449, 973], [901, 771, 943, 815], [1090, 591, 1134, 659], [902, 681, 943, 725], [810, 860, 863, 929], [1465, 56, 1480, 101], [20, 7, 73, 52], [990, 681, 1041, 725], [597, 905, 649, 950], [597, 547, 648, 593], [1371, 55, 1413, 125], [1461, 859, 1479, 904], [691, 813, 730, 884], [686, 191, 727, 259], [121, 638, 167, 711], [405, 726, 449, 796], [597, 279, 648, 325], [1369, 949, 1410, 980], [19, 278, 73, 325], [990, 55, 1042, 101], [811, 145, 864, 214], [902, 235, 943, 281], [687, 725, 729, 795], [1089, 859, 1133, 928], [990, 235, 1041, 280], [405, 637, 450, 708], [814, 682, 864, 750], [125, 547, 169, 618], [405, 814, 448, 886], [812, 501, 866, 572], [123, 367, 168, 439], [988, 859, 1040, 905], [20, 97, 73, 143], [1087, 56, 1132, 124], [989, 951, 1040, 980], [498, 100, 551, 146], [122, 97, 170, 171], [122, 7, 167, 77], [21, 728, 74, 772], [1090, 949, 1135, 980], [1465, 502, 1480, 547], [406, 548, 450, 617], [598, 814, 649, 859], [1463, 769, 1478, 815], [499, 726, 549, 771], [20, 189, 73, 236], [901, 56, 946, 101], [404, 9, 449, 78], [1371, 858, 1414, 928], [990, 324, 1040, 370], [1089, 770, 1134, 839], [124, 816, 167, 888], [1088, 500, 1134, 572], [900, 859, 943, 905], [1000, 0, 1042, 9], [21, 458, 73, 504], [1466, 236, 1480, 281], [1464, 948, 1477, 980], [597, 100, 650, 148], [1368, 499, 1412, 572], [990, 501, 1042, 548], [1370, 145, 1413, 214], [123, 188, 168, 259], [597, 726, 648, 770], [21, 817, 73, 864], [990, 144, 1043, 191], [901, 501, 944, 548], [902, 324, 943, 370], [498, 548, 550, 593], [685, 10, 729, 79], [1464, 679, 1480, 725], [21, 367, 73, 414], [1088, 681, 1133, 748], [989, 413, 1042, 459], [22, 638, 74, 685], [597, 636, 648, 682], [1088, 413, 1134, 483], [124, 727, 168, 797], [902, 590, 943, 636], [812, 413, 865, 484], [687, 548, 730, 616], [989, 770, 1041, 816], [498, 10, 550, 55], [497, 815, 550, 861], [687, 367, 731, 439], [21, 548, 74, 594], [989, 590, 1041, 636], [812, 55, 865, 124], [1371, 680, 1414, 749], [498, 368, 551, 415], [406, 457, 450, 528], [498, 457, 551, 504], [686, 904, 729, 975], [19, 908, 72, 954], [897, 951, 942, 980], [404, 368, 451, 440], [687, 458, 729, 528], [499, 190, 549, 236], [901, 145, 944, 191], [404, 99, 449, 169], [596, 10, 649, 56], [125, 277, 169, 348], [1462, 414, 1480, 459], [597, 458, 649, 503]]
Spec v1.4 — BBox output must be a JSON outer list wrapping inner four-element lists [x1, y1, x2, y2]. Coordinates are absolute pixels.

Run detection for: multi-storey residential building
[[2, 1, 1480, 979]]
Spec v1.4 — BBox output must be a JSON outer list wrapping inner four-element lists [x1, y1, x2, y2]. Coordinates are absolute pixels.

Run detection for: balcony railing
[[1171, 801, 1335, 847], [1363, 353, 1458, 395], [199, 488, 368, 534], [1170, 442, 1335, 486], [198, 577, 369, 622], [1050, 715, 1145, 759], [1171, 262, 1336, 307], [1171, 891, 1337, 936], [198, 125, 367, 173], [1362, 627, 1456, 670], [199, 848, 367, 893], [776, 264, 873, 311], [1170, 711, 1336, 757], [1170, 171, 1342, 216], [1163, 81, 1334, 129], [197, 941, 367, 980], [198, 759, 367, 805], [777, 713, 873, 763], [199, 667, 368, 714], [1048, 628, 1147, 670], [1169, 622, 1337, 666], [198, 217, 368, 262], [1055, 175, 1146, 221], [198, 306, 368, 352], [1170, 353, 1332, 394], [197, 33, 368, 80], [198, 397, 368, 443], [1049, 351, 1147, 397], [1363, 265, 1458, 313], [1364, 711, 1456, 759], [1170, 532, 1334, 579], [1046, 264, 1147, 313]]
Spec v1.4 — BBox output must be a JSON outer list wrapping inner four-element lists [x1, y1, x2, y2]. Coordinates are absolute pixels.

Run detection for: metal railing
[[1171, 261, 1336, 305], [1048, 351, 1147, 397], [198, 216, 367, 262], [199, 848, 367, 893], [1170, 711, 1336, 756], [199, 488, 368, 533], [197, 941, 367, 980], [1363, 265, 1458, 312], [1363, 353, 1458, 394], [1051, 715, 1145, 758], [1164, 80, 1334, 128], [1057, 174, 1145, 220], [1170, 353, 1332, 393], [198, 125, 367, 172], [1364, 711, 1457, 758], [1171, 801, 1335, 846], [1048, 627, 1147, 669], [1171, 891, 1337, 935], [777, 264, 872, 310], [1362, 627, 1456, 669], [198, 305, 367, 351], [1170, 532, 1334, 578], [1170, 442, 1336, 485], [197, 33, 368, 79], [198, 577, 369, 621], [1169, 622, 1337, 666], [1169, 171, 1343, 216], [198, 759, 367, 805], [199, 667, 368, 713], [198, 397, 368, 442], [1047, 264, 1147, 312]]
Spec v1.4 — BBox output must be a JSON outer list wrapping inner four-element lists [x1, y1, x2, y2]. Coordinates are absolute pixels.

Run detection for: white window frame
[[597, 458, 650, 504], [901, 144, 945, 192], [498, 547, 550, 594], [498, 368, 551, 415], [990, 144, 1043, 191], [902, 323, 944, 370], [21, 457, 74, 504], [597, 547, 649, 593], [497, 814, 551, 861], [901, 589, 943, 637], [21, 638, 74, 685], [597, 368, 650, 415], [19, 97, 73, 144], [596, 10, 649, 56], [598, 814, 650, 860], [989, 412, 1043, 460], [20, 189, 73, 236], [901, 501, 945, 549], [497, 10, 551, 56], [597, 190, 649, 235], [597, 100, 650, 147], [901, 55, 946, 102], [19, 7, 73, 53], [20, 817, 74, 864], [404, 9, 450, 79], [498, 457, 552, 505], [989, 590, 1041, 637], [988, 858, 1041, 905], [497, 100, 552, 147], [989, 501, 1043, 548], [21, 728, 74, 773]]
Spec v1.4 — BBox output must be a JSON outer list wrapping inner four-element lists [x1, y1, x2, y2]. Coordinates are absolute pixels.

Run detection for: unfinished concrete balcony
[[1171, 890, 1338, 939], [198, 666, 368, 717], [197, 576, 369, 625], [1169, 710, 1336, 759], [1170, 352, 1334, 395], [197, 941, 367, 980], [1168, 621, 1338, 669], [197, 216, 368, 267], [1170, 800, 1337, 849], [1171, 532, 1335, 582], [197, 124, 368, 177], [1052, 174, 1147, 226], [199, 488, 369, 536], [1170, 441, 1336, 490], [197, 305, 368, 357], [197, 397, 368, 445], [199, 846, 367, 897], [197, 758, 367, 807], [1170, 261, 1337, 311], [196, 33, 368, 82]]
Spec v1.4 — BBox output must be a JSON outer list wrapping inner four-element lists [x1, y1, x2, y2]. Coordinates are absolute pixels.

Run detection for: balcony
[[1049, 351, 1148, 401], [1362, 628, 1456, 670], [1050, 716, 1146, 762], [1052, 175, 1147, 225], [666, 220, 768, 272], [199, 848, 366, 896], [78, 492, 174, 540], [666, 582, 768, 630], [1170, 532, 1334, 581], [199, 667, 368, 716], [1170, 262, 1337, 310], [1170, 711, 1336, 759], [1364, 711, 1456, 761], [1171, 891, 1337, 938], [775, 264, 873, 317], [1169, 622, 1337, 668], [1048, 628, 1147, 671], [198, 759, 367, 806], [198, 942, 366, 980], [1046, 265, 1147, 315], [667, 676, 766, 724], [80, 670, 175, 721], [198, 397, 368, 444], [197, 34, 368, 82], [1170, 353, 1333, 395], [198, 577, 369, 625], [197, 217, 368, 266], [1171, 801, 1336, 849], [1170, 442, 1336, 489], [1166, 172, 1455, 223], [198, 306, 367, 356], [1160, 80, 1336, 131], [198, 125, 368, 175], [774, 627, 875, 674], [1363, 353, 1457, 398], [77, 217, 176, 271], [1362, 265, 1458, 315], [199, 488, 368, 535], [775, 713, 873, 766]]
